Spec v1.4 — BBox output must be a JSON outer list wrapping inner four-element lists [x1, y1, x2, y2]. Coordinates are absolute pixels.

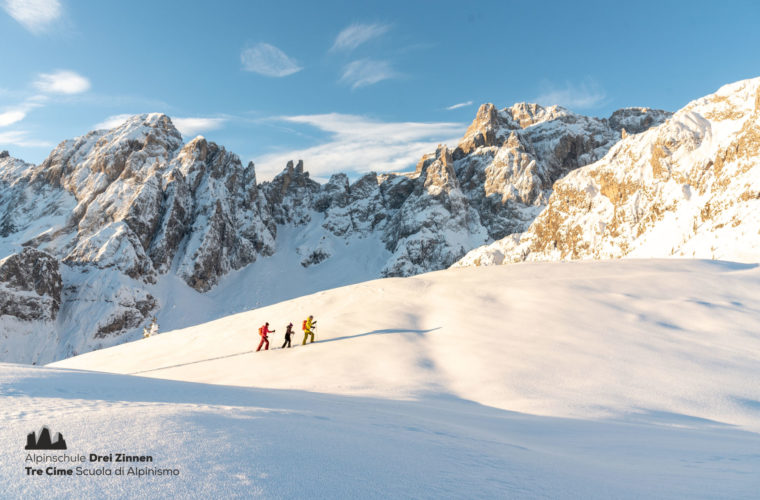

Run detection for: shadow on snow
[[128, 327, 442, 375]]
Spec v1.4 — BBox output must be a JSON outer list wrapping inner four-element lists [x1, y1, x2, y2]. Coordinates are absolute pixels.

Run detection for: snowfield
[[2, 260, 760, 498]]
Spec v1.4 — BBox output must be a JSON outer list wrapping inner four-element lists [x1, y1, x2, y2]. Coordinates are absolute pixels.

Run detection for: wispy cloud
[[331, 23, 390, 52], [172, 117, 226, 137], [255, 113, 465, 181], [2, 0, 61, 34], [0, 130, 52, 148], [446, 101, 473, 111], [0, 68, 89, 151], [340, 59, 397, 89], [533, 79, 607, 110], [0, 95, 48, 127], [33, 70, 91, 94], [240, 43, 302, 77], [94, 114, 226, 137]]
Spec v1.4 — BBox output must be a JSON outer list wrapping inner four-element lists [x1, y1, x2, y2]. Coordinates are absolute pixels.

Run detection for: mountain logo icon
[[25, 426, 67, 450]]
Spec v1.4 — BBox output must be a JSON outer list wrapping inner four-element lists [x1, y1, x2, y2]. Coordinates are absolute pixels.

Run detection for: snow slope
[[1, 260, 759, 497], [3, 363, 758, 499], [53, 260, 760, 430]]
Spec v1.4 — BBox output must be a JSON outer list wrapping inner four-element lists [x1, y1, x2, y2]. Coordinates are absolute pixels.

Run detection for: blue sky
[[1, 0, 759, 180]]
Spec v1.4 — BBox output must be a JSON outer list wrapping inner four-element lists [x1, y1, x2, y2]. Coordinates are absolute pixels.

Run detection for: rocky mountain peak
[[455, 103, 502, 158], [421, 145, 457, 194], [179, 135, 210, 161], [504, 102, 568, 129], [104, 113, 182, 146], [34, 113, 182, 200], [269, 160, 319, 197], [456, 76, 760, 268], [261, 159, 321, 226], [464, 103, 500, 137]]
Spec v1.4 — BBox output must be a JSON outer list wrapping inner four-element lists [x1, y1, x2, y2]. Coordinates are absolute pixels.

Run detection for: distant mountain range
[[456, 77, 760, 268], [5, 78, 758, 364]]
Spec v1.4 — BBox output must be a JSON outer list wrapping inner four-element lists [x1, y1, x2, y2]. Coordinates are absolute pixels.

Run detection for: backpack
[[259, 326, 265, 337], [302, 320, 307, 331]]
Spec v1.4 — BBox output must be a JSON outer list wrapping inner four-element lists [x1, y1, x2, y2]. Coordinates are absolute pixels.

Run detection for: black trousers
[[282, 336, 291, 348]]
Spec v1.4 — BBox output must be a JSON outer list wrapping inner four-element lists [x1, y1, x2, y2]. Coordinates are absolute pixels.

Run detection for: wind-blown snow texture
[[54, 259, 760, 432], [2, 364, 756, 499], [13, 259, 757, 498], [0, 100, 668, 363], [457, 77, 760, 267]]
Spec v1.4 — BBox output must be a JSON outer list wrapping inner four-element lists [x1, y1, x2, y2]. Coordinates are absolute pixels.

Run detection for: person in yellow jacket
[[302, 315, 316, 345]]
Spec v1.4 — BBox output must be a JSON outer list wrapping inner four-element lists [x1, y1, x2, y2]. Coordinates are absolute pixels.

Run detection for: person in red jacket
[[257, 322, 275, 352]]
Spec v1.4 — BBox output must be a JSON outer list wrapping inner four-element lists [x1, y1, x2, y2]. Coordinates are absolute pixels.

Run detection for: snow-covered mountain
[[457, 77, 760, 267], [0, 102, 668, 363]]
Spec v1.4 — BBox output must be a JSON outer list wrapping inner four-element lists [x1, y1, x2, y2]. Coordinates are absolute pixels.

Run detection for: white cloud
[[255, 113, 465, 181], [0, 109, 27, 127], [34, 70, 91, 95], [331, 23, 390, 52], [2, 0, 61, 33], [240, 43, 302, 77], [172, 117, 226, 137], [340, 59, 397, 89], [0, 95, 49, 127], [533, 79, 607, 110], [94, 114, 132, 130], [446, 101, 473, 111], [0, 130, 52, 148]]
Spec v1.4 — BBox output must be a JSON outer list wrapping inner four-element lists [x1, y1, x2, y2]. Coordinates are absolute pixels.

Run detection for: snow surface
[[3, 259, 752, 497], [52, 259, 760, 429], [3, 361, 757, 499]]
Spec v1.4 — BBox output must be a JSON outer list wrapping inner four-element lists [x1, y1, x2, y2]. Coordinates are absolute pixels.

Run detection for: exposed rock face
[[0, 248, 62, 321], [262, 159, 321, 226], [0, 101, 669, 363], [452, 103, 671, 242], [257, 104, 669, 277], [12, 114, 184, 283], [379, 146, 485, 276], [167, 136, 274, 291], [456, 77, 760, 268], [3, 115, 275, 290], [608, 107, 670, 135]]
